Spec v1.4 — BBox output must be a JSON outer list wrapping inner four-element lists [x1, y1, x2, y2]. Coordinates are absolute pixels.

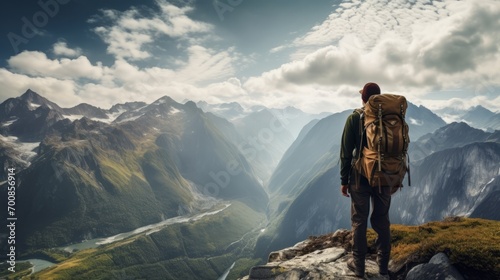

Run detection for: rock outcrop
[[240, 227, 476, 280], [240, 230, 390, 279], [406, 253, 464, 280]]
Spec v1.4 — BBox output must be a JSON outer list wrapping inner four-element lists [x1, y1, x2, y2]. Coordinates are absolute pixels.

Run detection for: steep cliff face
[[392, 142, 500, 225], [410, 122, 497, 161]]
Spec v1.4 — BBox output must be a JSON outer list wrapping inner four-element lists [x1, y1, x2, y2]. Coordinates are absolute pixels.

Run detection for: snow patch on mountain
[[116, 114, 143, 123], [409, 117, 423, 126], [153, 98, 168, 105], [63, 114, 85, 122], [486, 177, 495, 185], [99, 109, 128, 123], [0, 134, 39, 165], [170, 108, 182, 115], [1, 119, 18, 127], [28, 102, 41, 111]]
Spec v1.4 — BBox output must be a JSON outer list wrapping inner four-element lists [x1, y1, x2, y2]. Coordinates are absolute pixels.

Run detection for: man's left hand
[[341, 184, 350, 197]]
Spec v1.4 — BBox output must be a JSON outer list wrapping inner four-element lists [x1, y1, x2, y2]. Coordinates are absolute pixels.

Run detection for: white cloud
[[2, 0, 499, 116], [2, 45, 241, 109], [175, 45, 237, 83], [95, 25, 153, 60], [293, 0, 449, 51], [53, 42, 82, 57], [94, 0, 212, 61], [0, 68, 81, 107], [8, 51, 104, 80], [72, 76, 251, 110], [246, 0, 500, 112]]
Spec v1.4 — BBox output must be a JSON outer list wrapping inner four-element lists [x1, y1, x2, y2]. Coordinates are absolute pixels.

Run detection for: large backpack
[[353, 94, 411, 193]]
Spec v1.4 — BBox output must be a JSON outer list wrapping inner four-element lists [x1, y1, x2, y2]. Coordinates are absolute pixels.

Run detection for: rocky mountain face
[[63, 103, 109, 119], [0, 90, 65, 141], [108, 101, 147, 114], [392, 142, 500, 225], [0, 90, 149, 142]]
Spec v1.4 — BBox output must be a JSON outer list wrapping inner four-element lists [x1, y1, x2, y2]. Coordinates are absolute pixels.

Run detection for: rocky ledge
[[240, 230, 472, 280]]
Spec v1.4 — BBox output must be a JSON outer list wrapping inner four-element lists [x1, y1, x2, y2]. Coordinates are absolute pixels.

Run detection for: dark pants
[[350, 183, 391, 274]]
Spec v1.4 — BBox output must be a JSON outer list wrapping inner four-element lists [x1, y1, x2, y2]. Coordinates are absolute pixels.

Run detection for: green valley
[[33, 202, 265, 280]]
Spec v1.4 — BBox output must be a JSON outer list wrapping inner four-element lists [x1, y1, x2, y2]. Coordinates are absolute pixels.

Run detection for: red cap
[[359, 82, 381, 103]]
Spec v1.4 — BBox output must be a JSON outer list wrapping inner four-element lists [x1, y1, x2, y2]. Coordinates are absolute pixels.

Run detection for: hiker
[[340, 82, 391, 278]]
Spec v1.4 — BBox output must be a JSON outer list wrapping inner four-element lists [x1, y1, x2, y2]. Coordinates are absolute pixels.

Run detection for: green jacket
[[340, 109, 368, 185]]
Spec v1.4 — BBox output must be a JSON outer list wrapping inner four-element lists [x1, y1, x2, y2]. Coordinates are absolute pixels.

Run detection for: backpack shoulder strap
[[352, 108, 365, 188], [353, 108, 364, 139], [353, 108, 364, 116]]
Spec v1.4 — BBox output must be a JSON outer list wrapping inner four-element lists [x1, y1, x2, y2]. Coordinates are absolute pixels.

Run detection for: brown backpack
[[353, 94, 411, 193]]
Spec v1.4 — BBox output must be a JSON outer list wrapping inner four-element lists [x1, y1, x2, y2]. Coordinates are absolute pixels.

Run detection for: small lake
[[16, 259, 56, 274]]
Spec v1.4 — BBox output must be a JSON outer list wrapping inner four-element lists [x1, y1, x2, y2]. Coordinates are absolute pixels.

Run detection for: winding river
[[21, 204, 232, 275]]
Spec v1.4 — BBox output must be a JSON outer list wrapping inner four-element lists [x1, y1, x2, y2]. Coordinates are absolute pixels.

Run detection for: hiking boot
[[347, 258, 364, 278]]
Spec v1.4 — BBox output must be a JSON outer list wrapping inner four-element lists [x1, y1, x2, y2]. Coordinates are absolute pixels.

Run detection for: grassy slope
[[0, 262, 32, 280], [387, 217, 500, 279], [33, 201, 266, 280]]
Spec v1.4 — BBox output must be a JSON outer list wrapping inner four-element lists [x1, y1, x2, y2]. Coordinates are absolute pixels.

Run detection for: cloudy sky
[[0, 0, 499, 113]]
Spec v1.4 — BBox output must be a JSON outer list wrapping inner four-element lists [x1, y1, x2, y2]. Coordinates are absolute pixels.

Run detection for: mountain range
[[0, 89, 499, 279], [0, 90, 268, 255], [435, 105, 500, 131], [197, 101, 330, 184]]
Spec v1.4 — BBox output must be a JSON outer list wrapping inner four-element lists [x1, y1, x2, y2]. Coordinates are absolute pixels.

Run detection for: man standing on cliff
[[340, 82, 391, 278]]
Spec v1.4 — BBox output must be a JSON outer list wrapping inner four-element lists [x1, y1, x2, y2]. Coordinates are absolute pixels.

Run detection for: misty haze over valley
[[0, 89, 499, 279]]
